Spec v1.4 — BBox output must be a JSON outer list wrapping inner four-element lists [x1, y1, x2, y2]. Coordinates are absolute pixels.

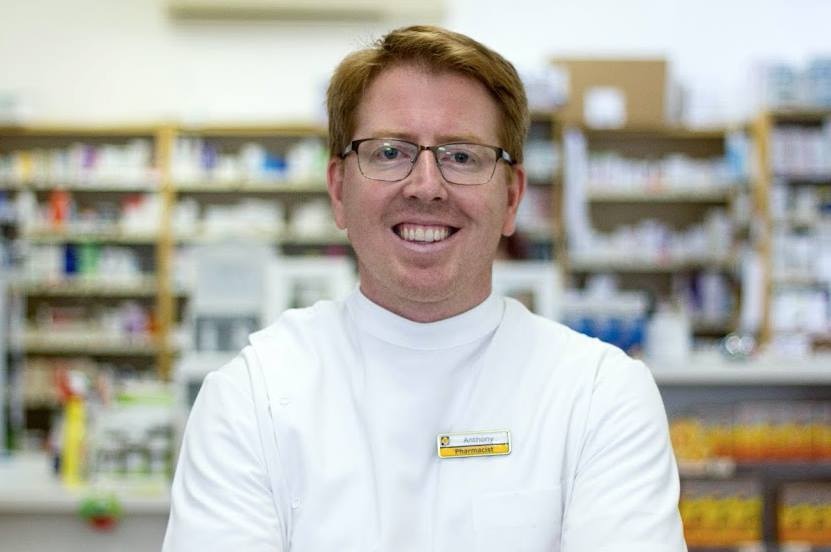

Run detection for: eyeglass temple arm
[[339, 142, 355, 158]]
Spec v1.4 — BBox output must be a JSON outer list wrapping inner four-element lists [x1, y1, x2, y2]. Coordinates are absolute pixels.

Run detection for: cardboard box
[[551, 58, 669, 128]]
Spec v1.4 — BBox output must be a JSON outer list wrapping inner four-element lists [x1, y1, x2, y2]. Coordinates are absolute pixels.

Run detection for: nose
[[401, 148, 448, 202]]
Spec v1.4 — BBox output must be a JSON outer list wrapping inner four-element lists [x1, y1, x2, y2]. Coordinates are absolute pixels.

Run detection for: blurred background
[[1, 1, 831, 550]]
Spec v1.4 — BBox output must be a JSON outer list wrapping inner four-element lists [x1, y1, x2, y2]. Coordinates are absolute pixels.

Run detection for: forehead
[[353, 64, 501, 144]]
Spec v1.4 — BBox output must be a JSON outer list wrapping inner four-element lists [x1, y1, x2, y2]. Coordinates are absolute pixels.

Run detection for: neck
[[359, 284, 491, 323]]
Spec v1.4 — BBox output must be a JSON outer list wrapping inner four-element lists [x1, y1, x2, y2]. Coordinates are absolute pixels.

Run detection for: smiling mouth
[[394, 223, 458, 243]]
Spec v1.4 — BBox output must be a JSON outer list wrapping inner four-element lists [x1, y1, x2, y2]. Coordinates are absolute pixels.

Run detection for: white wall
[[449, 0, 831, 122], [0, 0, 402, 124], [1, 0, 829, 125]]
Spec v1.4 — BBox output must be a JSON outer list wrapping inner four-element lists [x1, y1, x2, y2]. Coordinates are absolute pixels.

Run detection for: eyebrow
[[364, 130, 489, 144]]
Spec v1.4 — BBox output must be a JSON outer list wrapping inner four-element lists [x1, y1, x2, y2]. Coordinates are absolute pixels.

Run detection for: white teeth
[[398, 225, 451, 243]]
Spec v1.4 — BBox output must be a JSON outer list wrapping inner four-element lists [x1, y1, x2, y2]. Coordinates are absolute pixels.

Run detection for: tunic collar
[[346, 288, 503, 350]]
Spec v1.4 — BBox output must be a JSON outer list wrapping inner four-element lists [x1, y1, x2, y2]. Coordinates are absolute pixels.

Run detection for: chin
[[397, 280, 455, 304]]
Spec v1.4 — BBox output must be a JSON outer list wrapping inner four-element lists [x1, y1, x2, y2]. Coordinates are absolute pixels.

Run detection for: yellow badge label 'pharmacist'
[[436, 430, 511, 458]]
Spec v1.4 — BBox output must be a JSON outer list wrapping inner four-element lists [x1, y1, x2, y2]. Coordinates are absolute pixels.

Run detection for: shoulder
[[201, 354, 255, 406], [185, 354, 264, 458], [260, 299, 347, 333], [190, 300, 348, 408], [258, 298, 346, 334], [503, 297, 655, 394], [239, 299, 353, 395], [250, 299, 348, 349]]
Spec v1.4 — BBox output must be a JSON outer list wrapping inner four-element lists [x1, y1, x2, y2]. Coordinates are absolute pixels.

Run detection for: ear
[[327, 156, 347, 230], [501, 164, 526, 237]]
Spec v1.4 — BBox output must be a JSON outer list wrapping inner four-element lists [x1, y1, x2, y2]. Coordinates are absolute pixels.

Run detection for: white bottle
[[645, 302, 692, 369]]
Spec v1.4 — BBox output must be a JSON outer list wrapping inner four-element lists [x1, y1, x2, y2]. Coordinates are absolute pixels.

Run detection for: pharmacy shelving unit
[[0, 121, 360, 448], [167, 123, 352, 361], [654, 351, 831, 552], [752, 108, 831, 349], [512, 111, 562, 261], [0, 124, 176, 443], [0, 263, 9, 452], [169, 123, 347, 251], [1, 172, 23, 451], [555, 123, 831, 549], [1, 182, 16, 451], [561, 125, 749, 339], [0, 450, 169, 551]]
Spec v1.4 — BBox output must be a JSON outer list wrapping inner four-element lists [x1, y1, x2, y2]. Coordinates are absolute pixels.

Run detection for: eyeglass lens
[[356, 139, 498, 185]]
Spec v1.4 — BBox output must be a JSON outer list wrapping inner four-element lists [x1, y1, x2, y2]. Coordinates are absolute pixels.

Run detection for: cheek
[[340, 172, 366, 220], [486, 197, 515, 239], [342, 186, 387, 235], [481, 189, 511, 224]]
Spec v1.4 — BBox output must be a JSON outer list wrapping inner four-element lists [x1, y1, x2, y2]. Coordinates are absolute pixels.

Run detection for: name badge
[[436, 430, 511, 459]]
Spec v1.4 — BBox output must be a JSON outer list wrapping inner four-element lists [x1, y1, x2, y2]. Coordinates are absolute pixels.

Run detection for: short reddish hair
[[326, 25, 529, 163]]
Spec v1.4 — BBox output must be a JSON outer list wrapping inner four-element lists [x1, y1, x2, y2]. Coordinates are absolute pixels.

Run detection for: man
[[163, 25, 686, 551]]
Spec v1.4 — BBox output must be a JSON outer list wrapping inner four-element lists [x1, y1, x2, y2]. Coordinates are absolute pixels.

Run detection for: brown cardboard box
[[551, 58, 669, 128]]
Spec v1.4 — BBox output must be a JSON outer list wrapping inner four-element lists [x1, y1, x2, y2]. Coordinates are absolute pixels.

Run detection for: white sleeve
[[162, 358, 285, 552], [561, 352, 687, 552]]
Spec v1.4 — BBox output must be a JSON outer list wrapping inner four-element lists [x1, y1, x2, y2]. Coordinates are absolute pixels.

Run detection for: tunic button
[[291, 498, 301, 509], [279, 397, 291, 406]]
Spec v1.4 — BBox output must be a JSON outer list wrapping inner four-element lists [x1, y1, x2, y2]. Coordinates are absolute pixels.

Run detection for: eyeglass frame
[[339, 137, 516, 186]]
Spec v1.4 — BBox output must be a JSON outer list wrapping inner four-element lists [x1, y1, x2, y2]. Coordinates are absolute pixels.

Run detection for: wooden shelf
[[769, 107, 831, 122], [529, 110, 561, 123], [586, 187, 733, 203], [26, 181, 159, 192], [174, 180, 327, 193], [177, 122, 326, 137], [680, 458, 831, 482], [651, 351, 831, 385], [517, 228, 555, 242], [773, 215, 824, 230], [691, 318, 733, 334], [0, 181, 23, 192], [0, 123, 161, 137], [282, 231, 349, 245], [773, 174, 831, 185], [576, 124, 732, 140], [569, 255, 735, 273], [20, 398, 60, 410], [678, 458, 738, 479], [174, 232, 280, 244], [23, 229, 159, 244], [527, 176, 558, 187], [756, 109, 831, 348], [18, 331, 162, 356], [13, 277, 160, 297], [772, 269, 826, 287], [175, 230, 348, 245]]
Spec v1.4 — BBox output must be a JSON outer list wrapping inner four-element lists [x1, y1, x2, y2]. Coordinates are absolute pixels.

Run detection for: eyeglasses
[[340, 138, 515, 186]]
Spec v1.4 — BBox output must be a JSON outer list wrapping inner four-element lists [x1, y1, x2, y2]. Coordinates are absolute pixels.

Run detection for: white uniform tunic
[[163, 291, 686, 551]]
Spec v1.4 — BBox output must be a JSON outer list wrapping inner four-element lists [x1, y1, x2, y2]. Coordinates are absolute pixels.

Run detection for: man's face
[[327, 64, 525, 322]]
